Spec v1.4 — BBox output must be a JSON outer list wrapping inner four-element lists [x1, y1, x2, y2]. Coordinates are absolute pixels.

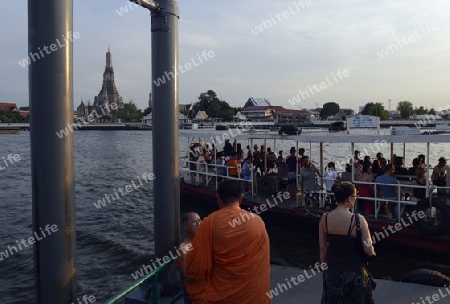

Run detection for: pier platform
[[157, 264, 447, 304], [269, 264, 447, 304]]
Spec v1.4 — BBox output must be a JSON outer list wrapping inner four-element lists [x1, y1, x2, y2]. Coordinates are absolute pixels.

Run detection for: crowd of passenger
[[187, 139, 449, 216]]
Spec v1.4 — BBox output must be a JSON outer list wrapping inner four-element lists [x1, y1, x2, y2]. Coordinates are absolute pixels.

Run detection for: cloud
[[1, 0, 450, 111]]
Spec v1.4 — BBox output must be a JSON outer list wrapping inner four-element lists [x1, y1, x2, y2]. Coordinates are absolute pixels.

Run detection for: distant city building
[[179, 104, 192, 111], [388, 110, 401, 119], [241, 99, 308, 122], [194, 111, 208, 121], [77, 48, 124, 121], [142, 112, 190, 126], [0, 102, 19, 112], [0, 102, 29, 117], [244, 97, 271, 108]]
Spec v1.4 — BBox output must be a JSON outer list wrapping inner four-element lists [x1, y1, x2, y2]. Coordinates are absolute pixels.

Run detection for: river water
[[1, 130, 450, 303]]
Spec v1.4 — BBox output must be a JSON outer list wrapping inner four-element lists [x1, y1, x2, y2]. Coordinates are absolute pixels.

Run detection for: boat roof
[[180, 130, 450, 144]]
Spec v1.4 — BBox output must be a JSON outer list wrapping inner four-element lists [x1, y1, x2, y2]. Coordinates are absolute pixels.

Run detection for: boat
[[0, 128, 21, 134], [179, 118, 450, 253], [435, 123, 450, 134], [215, 123, 229, 131], [278, 124, 302, 135]]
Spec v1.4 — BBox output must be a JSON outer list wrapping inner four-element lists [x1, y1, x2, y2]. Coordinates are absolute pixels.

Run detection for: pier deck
[[159, 264, 444, 304], [269, 264, 446, 304]]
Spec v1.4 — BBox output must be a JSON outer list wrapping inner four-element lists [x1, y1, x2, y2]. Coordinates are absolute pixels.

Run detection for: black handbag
[[354, 213, 377, 290]]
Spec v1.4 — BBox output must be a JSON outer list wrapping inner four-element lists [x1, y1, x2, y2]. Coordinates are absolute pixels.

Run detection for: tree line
[[77, 93, 445, 123]]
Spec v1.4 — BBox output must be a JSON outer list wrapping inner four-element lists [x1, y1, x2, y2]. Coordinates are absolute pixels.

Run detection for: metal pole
[[151, 0, 180, 293], [28, 0, 76, 302]]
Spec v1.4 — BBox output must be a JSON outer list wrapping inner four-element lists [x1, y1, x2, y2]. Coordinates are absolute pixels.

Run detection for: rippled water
[[1, 130, 450, 303], [0, 131, 157, 303]]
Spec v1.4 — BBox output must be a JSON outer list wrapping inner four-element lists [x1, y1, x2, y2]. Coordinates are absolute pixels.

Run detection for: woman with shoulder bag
[[319, 181, 376, 304]]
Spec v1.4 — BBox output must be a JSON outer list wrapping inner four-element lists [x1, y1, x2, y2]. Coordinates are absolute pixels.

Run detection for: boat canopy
[[180, 130, 450, 144]]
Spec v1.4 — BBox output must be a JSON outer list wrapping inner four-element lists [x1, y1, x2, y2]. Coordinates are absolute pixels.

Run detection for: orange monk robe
[[175, 244, 207, 304], [185, 205, 271, 304]]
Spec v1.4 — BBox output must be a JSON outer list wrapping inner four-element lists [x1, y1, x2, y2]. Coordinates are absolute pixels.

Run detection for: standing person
[[252, 144, 261, 176], [259, 145, 267, 174], [375, 164, 401, 217], [411, 168, 427, 201], [177, 212, 205, 304], [418, 154, 433, 169], [228, 152, 239, 178], [299, 156, 321, 208], [359, 164, 375, 214], [185, 181, 271, 303], [275, 151, 288, 192], [246, 145, 252, 160], [351, 150, 363, 182], [197, 149, 207, 183], [340, 164, 353, 182], [319, 181, 375, 304], [298, 148, 306, 170], [431, 157, 449, 186], [394, 156, 409, 181], [408, 158, 420, 176], [242, 154, 253, 192], [286, 147, 298, 195], [236, 143, 244, 163], [266, 147, 277, 174], [324, 162, 339, 208], [372, 152, 384, 176], [432, 157, 449, 195], [223, 139, 233, 157]]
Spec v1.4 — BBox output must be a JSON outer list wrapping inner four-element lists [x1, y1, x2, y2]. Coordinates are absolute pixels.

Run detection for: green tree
[[362, 102, 388, 120], [397, 101, 414, 119], [99, 115, 113, 122], [192, 90, 234, 121], [414, 106, 428, 115], [143, 107, 152, 116], [429, 108, 436, 115], [118, 101, 143, 122], [0, 110, 28, 123], [233, 107, 242, 115], [320, 102, 340, 119]]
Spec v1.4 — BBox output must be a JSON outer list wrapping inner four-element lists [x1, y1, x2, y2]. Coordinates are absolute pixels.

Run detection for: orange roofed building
[[0, 102, 19, 112]]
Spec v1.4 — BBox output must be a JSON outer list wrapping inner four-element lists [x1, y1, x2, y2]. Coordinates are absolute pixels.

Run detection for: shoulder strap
[[325, 213, 329, 234], [347, 214, 355, 236], [354, 213, 362, 239]]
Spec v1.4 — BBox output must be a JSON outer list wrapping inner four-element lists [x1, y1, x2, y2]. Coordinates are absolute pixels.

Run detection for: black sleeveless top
[[326, 213, 363, 272]]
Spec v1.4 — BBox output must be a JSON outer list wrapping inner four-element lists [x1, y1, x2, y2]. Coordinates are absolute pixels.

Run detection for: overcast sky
[[1, 0, 449, 111]]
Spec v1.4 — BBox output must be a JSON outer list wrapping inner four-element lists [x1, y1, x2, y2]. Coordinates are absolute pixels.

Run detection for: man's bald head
[[183, 212, 201, 235]]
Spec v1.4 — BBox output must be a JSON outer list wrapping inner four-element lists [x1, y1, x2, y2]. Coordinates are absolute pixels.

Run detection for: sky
[[1, 0, 450, 112]]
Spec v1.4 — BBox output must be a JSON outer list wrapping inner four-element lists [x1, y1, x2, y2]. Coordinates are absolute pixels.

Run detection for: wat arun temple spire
[[77, 48, 124, 121]]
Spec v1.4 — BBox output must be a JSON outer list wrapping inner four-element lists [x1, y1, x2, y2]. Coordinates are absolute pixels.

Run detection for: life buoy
[[415, 197, 450, 236], [400, 268, 450, 287]]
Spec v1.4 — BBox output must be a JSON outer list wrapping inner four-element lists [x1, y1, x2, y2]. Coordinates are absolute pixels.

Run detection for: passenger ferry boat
[[179, 116, 450, 253]]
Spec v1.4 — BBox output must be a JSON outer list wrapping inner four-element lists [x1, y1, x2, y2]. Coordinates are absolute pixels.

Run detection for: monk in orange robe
[[185, 180, 271, 303], [177, 212, 206, 303]]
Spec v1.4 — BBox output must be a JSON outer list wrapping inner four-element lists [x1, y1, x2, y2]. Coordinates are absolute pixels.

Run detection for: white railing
[[180, 157, 255, 196]]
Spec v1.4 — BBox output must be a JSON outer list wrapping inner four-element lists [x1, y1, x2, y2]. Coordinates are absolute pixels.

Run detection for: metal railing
[[105, 260, 183, 304]]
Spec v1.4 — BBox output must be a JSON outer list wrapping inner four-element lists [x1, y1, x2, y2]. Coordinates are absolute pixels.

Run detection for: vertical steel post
[[151, 0, 180, 292], [28, 0, 76, 302]]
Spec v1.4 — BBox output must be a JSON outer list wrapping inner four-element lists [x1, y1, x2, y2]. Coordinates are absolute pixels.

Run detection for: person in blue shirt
[[375, 164, 401, 217], [242, 155, 252, 192]]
